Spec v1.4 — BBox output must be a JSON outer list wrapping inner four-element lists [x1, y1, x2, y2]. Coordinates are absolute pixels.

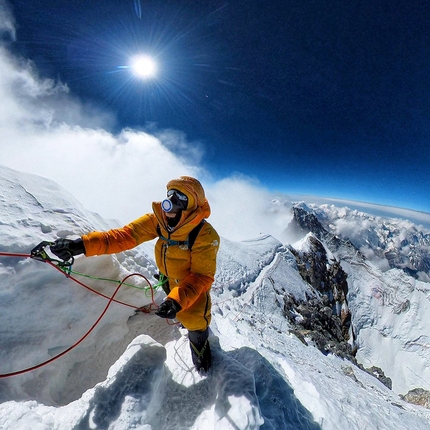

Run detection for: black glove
[[50, 238, 85, 261], [155, 299, 182, 319]]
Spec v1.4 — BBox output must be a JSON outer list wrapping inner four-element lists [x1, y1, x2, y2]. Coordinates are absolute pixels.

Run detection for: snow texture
[[1, 165, 430, 429]]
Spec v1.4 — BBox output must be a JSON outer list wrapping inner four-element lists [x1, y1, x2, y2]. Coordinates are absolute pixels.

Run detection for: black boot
[[188, 328, 212, 372]]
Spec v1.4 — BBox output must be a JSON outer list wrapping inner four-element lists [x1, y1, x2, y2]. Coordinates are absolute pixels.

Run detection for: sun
[[130, 55, 157, 79]]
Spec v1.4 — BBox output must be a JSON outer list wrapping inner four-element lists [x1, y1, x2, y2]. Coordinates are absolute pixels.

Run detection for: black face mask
[[162, 189, 188, 214], [167, 212, 182, 230]]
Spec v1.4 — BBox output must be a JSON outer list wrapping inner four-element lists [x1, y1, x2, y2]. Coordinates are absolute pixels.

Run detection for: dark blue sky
[[9, 0, 430, 212]]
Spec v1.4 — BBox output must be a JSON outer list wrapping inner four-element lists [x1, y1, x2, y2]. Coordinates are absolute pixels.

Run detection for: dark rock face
[[283, 293, 355, 361], [286, 206, 354, 353], [366, 366, 393, 390], [283, 235, 354, 356], [284, 204, 394, 390]]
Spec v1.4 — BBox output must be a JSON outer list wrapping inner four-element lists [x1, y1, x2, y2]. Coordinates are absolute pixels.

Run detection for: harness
[[156, 220, 206, 250]]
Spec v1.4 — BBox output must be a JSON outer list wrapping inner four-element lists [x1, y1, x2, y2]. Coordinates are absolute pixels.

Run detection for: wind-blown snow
[[1, 165, 430, 429]]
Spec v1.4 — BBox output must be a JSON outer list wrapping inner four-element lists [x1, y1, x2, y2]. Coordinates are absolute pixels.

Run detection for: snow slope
[[343, 259, 430, 394], [1, 165, 430, 429]]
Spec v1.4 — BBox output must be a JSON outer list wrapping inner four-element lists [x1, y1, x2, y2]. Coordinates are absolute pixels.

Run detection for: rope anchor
[[30, 241, 74, 268]]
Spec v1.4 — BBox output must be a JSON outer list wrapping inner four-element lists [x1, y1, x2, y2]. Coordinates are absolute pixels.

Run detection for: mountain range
[[0, 164, 430, 429]]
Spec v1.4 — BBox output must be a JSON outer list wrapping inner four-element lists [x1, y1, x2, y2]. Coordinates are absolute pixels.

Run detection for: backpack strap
[[188, 220, 206, 250], [156, 220, 206, 250]]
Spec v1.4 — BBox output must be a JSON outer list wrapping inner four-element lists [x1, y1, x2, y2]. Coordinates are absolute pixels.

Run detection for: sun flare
[[131, 55, 157, 79]]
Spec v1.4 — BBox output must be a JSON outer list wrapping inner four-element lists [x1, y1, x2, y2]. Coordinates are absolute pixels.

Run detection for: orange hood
[[166, 176, 211, 217]]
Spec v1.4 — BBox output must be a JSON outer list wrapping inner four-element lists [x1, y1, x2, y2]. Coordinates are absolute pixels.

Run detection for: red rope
[[0, 253, 159, 378], [0, 252, 156, 311], [0, 252, 32, 258], [0, 275, 128, 378], [0, 249, 215, 376], [47, 261, 146, 310]]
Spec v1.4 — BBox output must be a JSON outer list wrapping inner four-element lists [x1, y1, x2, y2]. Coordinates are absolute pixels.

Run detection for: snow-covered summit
[[307, 202, 430, 280], [1, 165, 430, 429]]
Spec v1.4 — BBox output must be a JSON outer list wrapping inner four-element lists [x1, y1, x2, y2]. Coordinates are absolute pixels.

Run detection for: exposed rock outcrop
[[283, 203, 394, 391], [285, 205, 354, 354], [283, 293, 355, 361], [401, 388, 430, 409]]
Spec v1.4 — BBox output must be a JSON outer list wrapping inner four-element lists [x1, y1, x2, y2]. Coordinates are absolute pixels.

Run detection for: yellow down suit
[[82, 177, 220, 331]]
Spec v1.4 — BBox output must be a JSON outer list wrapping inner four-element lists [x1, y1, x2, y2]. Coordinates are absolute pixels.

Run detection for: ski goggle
[[162, 189, 188, 213]]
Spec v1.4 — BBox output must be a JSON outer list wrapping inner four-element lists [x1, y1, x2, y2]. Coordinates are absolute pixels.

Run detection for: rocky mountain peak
[[284, 207, 355, 357], [287, 204, 360, 258], [283, 204, 393, 389]]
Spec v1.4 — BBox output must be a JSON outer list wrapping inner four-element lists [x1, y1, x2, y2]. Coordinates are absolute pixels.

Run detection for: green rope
[[59, 267, 167, 298]]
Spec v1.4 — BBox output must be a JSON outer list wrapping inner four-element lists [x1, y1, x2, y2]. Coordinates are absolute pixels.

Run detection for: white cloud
[[207, 176, 293, 241], [0, 41, 196, 221], [0, 11, 292, 241]]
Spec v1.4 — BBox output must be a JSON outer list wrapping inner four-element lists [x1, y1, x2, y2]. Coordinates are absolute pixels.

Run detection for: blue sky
[[4, 0, 430, 214]]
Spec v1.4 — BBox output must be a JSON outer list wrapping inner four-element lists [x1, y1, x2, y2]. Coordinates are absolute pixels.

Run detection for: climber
[[34, 176, 219, 372]]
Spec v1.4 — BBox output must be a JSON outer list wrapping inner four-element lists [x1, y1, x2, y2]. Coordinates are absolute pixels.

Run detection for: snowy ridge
[[310, 203, 430, 280], [214, 235, 284, 296], [1, 165, 430, 429]]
